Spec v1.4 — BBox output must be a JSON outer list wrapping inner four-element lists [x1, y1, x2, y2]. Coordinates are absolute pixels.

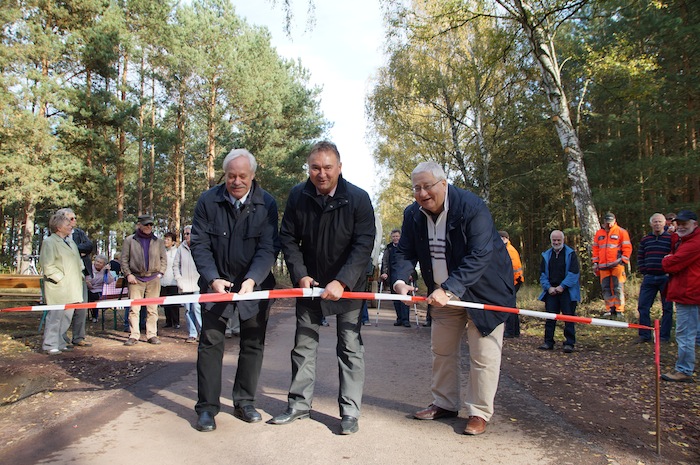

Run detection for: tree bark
[[510, 0, 600, 246]]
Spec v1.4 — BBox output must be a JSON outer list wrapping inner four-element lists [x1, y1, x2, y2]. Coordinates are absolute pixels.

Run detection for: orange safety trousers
[[599, 266, 626, 312]]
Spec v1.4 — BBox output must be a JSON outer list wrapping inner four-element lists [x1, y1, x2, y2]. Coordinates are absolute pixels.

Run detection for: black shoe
[[538, 343, 553, 350], [422, 322, 432, 327], [402, 321, 411, 328], [633, 337, 651, 344], [504, 334, 515, 339], [393, 321, 402, 326], [563, 344, 574, 353], [270, 408, 310, 425], [163, 324, 173, 328], [196, 411, 216, 432], [234, 405, 262, 423], [340, 415, 358, 435]]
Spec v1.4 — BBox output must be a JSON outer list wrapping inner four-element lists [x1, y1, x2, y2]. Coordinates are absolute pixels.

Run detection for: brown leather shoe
[[414, 404, 458, 420], [463, 416, 487, 435]]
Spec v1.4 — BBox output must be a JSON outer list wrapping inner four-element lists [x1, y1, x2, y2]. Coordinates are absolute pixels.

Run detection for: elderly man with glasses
[[391, 161, 516, 436]]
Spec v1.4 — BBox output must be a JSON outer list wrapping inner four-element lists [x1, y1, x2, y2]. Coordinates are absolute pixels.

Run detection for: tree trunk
[[19, 196, 36, 274], [207, 82, 217, 188], [512, 0, 600, 247], [116, 52, 128, 222], [138, 54, 145, 215]]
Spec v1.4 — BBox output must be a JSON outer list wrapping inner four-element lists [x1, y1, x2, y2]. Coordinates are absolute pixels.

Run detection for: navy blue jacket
[[190, 181, 279, 320], [280, 175, 375, 315], [391, 185, 515, 336]]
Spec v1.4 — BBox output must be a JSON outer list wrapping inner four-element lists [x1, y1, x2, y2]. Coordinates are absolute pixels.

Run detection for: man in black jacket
[[392, 161, 515, 436], [190, 149, 279, 432], [271, 141, 375, 435]]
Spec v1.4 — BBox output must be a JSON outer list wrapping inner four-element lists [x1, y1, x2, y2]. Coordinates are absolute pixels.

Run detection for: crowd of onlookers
[[36, 142, 697, 438]]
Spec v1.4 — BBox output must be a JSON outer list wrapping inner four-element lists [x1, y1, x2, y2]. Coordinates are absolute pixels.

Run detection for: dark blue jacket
[[280, 175, 375, 315], [190, 181, 279, 320], [392, 185, 515, 336]]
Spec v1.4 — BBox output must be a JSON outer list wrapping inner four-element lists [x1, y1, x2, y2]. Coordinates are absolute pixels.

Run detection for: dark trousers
[[505, 282, 522, 336], [288, 305, 364, 418], [87, 290, 101, 320], [637, 274, 674, 341], [195, 301, 269, 415], [543, 289, 577, 347], [393, 300, 410, 324], [161, 285, 180, 326]]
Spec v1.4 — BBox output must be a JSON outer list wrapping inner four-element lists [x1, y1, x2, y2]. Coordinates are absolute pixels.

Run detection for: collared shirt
[[419, 186, 450, 286], [226, 188, 250, 206]]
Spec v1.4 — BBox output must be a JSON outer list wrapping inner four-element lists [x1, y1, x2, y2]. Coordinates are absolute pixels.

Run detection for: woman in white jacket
[[174, 225, 201, 343]]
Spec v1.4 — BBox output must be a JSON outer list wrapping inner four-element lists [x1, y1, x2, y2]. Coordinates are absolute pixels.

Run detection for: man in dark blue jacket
[[271, 141, 375, 435], [392, 161, 515, 436], [190, 149, 279, 432]]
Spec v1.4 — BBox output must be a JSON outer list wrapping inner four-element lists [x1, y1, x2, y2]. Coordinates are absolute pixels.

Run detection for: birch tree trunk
[[506, 0, 600, 245]]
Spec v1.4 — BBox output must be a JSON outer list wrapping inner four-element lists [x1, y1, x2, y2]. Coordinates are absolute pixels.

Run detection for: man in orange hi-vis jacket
[[592, 212, 632, 319]]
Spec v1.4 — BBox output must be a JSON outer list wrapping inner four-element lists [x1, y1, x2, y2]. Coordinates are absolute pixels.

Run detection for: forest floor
[[0, 287, 698, 464]]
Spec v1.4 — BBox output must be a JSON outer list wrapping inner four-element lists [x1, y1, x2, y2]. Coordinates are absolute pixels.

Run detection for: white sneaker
[[225, 331, 232, 339]]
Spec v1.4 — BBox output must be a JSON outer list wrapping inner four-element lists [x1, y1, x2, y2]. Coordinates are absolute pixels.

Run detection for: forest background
[[1, 0, 699, 300]]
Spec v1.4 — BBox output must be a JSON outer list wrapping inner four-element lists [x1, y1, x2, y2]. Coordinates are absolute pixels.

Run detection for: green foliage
[[0, 0, 326, 259]]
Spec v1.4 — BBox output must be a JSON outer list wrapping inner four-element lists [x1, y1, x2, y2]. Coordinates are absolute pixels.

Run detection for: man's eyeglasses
[[184, 232, 191, 236], [412, 180, 442, 194]]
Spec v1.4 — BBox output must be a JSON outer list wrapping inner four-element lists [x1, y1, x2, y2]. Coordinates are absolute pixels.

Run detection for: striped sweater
[[637, 231, 672, 275]]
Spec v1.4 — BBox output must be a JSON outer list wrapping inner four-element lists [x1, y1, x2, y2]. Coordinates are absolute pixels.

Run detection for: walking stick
[[375, 280, 383, 326]]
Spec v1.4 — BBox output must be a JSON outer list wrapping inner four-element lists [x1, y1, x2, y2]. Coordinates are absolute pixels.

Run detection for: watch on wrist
[[444, 289, 455, 299]]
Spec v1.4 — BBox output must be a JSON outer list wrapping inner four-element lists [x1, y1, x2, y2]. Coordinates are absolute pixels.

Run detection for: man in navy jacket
[[392, 161, 515, 436], [190, 149, 279, 432]]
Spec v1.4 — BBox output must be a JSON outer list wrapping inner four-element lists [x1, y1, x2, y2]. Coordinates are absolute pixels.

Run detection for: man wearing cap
[[661, 209, 699, 383], [592, 212, 632, 319], [120, 215, 167, 346]]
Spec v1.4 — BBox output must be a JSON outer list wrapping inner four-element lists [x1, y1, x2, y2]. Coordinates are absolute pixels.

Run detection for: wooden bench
[[0, 274, 43, 303]]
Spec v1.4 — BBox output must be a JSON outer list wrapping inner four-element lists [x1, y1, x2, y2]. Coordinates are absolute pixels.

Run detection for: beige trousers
[[127, 278, 161, 340], [430, 306, 504, 421]]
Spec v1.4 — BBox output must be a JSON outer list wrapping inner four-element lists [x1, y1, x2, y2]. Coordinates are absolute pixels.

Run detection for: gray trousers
[[67, 309, 88, 343], [43, 309, 75, 351], [288, 305, 365, 418]]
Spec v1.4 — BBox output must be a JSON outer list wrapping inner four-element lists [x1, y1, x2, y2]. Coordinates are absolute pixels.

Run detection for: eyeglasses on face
[[184, 232, 191, 235], [411, 180, 442, 194]]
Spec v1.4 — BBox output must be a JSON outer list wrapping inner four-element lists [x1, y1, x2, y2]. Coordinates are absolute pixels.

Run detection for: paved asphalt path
[[11, 306, 612, 465]]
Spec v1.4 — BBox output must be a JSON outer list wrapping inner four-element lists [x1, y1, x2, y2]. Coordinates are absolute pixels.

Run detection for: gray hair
[[183, 224, 192, 231], [94, 253, 108, 263], [649, 213, 665, 224], [55, 207, 75, 217], [550, 230, 565, 240], [411, 161, 446, 182], [222, 148, 257, 173], [48, 211, 71, 233]]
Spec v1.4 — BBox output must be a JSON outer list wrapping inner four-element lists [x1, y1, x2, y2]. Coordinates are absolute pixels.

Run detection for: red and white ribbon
[[0, 287, 653, 330]]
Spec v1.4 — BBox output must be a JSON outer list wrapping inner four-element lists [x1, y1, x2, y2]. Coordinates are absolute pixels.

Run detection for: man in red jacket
[[661, 209, 699, 383], [592, 212, 632, 319]]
